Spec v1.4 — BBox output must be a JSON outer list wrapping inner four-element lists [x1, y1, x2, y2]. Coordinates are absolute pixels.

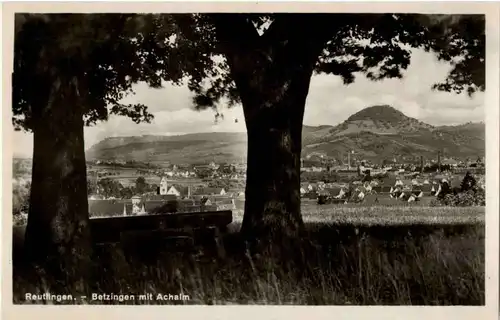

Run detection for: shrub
[[431, 173, 485, 207], [13, 213, 28, 227], [461, 172, 477, 192], [434, 189, 485, 207], [12, 179, 30, 219]]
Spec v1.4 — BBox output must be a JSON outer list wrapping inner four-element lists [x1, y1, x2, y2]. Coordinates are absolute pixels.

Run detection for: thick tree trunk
[[210, 14, 333, 263], [238, 65, 315, 259], [24, 78, 91, 293]]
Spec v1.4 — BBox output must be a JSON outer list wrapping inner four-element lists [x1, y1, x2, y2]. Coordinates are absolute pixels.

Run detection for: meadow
[[13, 205, 484, 305]]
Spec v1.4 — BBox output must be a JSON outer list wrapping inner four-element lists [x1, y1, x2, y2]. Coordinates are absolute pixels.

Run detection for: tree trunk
[[24, 78, 91, 294], [210, 14, 334, 264], [238, 63, 315, 260]]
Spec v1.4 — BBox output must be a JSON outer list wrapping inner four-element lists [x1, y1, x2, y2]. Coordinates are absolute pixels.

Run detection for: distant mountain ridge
[[86, 105, 485, 165]]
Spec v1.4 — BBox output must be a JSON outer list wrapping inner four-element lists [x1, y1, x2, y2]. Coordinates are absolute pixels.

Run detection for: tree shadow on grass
[[13, 222, 484, 305]]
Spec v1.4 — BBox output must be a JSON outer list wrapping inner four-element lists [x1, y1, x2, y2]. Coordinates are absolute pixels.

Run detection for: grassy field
[[13, 206, 484, 305], [292, 204, 483, 225]]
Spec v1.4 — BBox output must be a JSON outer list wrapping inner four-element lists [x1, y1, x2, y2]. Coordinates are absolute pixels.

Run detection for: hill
[[86, 105, 485, 165], [301, 105, 484, 162], [86, 132, 248, 165]]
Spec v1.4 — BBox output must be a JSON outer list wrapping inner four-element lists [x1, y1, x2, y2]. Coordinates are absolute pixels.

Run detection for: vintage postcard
[[2, 1, 499, 320]]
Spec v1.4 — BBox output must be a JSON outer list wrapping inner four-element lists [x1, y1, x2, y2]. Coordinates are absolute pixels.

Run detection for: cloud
[[303, 48, 484, 126], [12, 48, 484, 158], [83, 106, 247, 147], [120, 81, 195, 113]]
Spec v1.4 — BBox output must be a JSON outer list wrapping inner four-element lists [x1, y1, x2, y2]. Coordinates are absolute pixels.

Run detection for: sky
[[12, 48, 484, 158]]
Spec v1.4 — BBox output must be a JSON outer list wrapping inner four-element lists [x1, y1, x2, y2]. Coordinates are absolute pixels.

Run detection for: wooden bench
[[90, 210, 233, 261]]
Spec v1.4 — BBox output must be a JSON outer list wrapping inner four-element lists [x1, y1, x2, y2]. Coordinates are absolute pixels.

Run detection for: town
[[75, 151, 486, 218], [12, 150, 485, 222]]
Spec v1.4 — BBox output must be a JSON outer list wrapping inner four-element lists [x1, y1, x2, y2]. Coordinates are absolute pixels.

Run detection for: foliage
[[184, 14, 484, 111], [90, 178, 158, 199], [217, 164, 236, 175], [438, 189, 486, 207], [208, 179, 245, 190], [14, 14, 481, 123], [13, 213, 28, 227], [12, 14, 216, 131], [430, 173, 485, 207], [96, 178, 124, 198], [135, 176, 147, 194], [12, 179, 30, 216], [461, 172, 477, 192], [196, 169, 215, 179], [119, 187, 134, 199], [12, 179, 30, 227], [87, 178, 97, 195], [427, 15, 485, 95], [362, 172, 372, 182]]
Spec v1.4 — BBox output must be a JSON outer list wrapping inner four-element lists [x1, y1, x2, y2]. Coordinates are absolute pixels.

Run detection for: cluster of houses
[[156, 177, 244, 198], [307, 173, 485, 204], [149, 162, 247, 180], [299, 153, 485, 175], [89, 160, 248, 181], [88, 176, 245, 217]]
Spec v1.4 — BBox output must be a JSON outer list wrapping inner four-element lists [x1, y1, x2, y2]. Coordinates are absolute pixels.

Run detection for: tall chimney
[[420, 156, 424, 173], [437, 151, 441, 172], [188, 185, 191, 198]]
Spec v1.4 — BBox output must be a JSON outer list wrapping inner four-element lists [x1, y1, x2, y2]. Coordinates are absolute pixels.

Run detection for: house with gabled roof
[[300, 183, 311, 195], [166, 185, 191, 198]]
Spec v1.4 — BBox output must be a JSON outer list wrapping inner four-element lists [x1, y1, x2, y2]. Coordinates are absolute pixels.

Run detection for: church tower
[[159, 176, 168, 195]]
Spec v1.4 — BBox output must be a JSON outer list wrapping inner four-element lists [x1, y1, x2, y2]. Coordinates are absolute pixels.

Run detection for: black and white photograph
[[4, 2, 499, 317]]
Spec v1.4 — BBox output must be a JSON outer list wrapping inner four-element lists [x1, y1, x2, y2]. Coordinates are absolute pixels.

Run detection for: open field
[[298, 204, 483, 225], [232, 203, 484, 225], [13, 206, 484, 305], [14, 205, 484, 305]]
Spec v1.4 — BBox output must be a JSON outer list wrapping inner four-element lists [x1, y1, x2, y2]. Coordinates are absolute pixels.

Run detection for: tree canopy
[[13, 13, 484, 131], [12, 14, 214, 131], [182, 14, 484, 111]]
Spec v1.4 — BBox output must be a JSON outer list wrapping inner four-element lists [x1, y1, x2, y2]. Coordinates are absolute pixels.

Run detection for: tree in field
[[135, 176, 148, 194], [149, 183, 159, 193], [87, 178, 97, 195], [119, 187, 134, 200], [13, 14, 212, 290], [97, 178, 124, 199], [13, 13, 484, 286], [12, 180, 30, 216], [461, 171, 477, 192]]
